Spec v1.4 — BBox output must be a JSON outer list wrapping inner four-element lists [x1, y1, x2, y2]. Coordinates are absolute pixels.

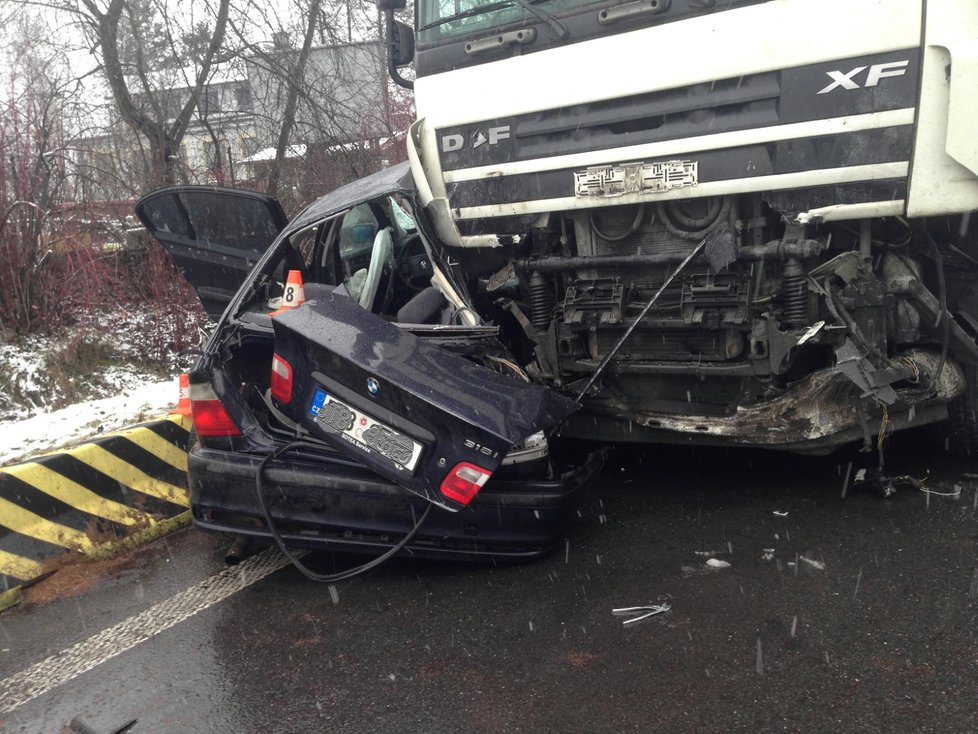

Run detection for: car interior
[[253, 195, 454, 325]]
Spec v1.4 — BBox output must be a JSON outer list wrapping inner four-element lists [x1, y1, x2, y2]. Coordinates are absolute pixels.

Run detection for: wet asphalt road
[[1, 431, 977, 733]]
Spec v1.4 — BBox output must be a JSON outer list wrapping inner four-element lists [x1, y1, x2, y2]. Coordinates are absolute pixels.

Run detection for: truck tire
[[944, 365, 978, 457]]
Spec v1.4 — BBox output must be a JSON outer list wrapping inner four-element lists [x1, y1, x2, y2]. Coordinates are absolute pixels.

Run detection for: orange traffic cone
[[270, 270, 306, 316], [170, 373, 192, 416]]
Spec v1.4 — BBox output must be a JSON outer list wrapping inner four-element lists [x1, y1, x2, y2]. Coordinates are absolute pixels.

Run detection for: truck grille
[[596, 330, 743, 362]]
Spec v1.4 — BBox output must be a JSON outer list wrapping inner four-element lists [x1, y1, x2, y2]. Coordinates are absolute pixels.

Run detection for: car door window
[[288, 225, 318, 270], [389, 196, 416, 236], [183, 192, 283, 251], [141, 195, 191, 237]]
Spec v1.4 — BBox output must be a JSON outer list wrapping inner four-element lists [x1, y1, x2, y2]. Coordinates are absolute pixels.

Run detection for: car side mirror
[[376, 0, 406, 10], [390, 19, 415, 68]]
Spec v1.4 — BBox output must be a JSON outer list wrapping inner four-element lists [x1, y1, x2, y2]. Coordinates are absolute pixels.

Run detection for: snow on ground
[[0, 303, 207, 466], [0, 376, 181, 466]]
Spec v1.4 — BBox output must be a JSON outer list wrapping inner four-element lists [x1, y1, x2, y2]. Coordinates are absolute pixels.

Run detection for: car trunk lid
[[270, 293, 580, 510]]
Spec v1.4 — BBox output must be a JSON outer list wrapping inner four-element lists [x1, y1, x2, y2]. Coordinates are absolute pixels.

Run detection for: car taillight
[[190, 383, 242, 437], [270, 354, 293, 404], [439, 462, 492, 505]]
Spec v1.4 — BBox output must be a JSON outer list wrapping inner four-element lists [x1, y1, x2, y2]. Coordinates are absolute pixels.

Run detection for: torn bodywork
[[572, 349, 963, 454], [464, 203, 978, 455]]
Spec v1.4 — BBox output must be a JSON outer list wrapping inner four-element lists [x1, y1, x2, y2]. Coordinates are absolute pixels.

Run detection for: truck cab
[[378, 0, 978, 454]]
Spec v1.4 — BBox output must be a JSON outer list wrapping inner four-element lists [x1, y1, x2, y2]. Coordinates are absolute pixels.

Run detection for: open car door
[[135, 187, 288, 317]]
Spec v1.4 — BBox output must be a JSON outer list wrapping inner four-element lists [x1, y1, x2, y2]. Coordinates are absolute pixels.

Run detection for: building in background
[[74, 40, 403, 206]]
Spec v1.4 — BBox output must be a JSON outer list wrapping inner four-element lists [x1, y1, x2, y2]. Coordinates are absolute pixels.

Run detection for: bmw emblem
[[366, 377, 380, 396]]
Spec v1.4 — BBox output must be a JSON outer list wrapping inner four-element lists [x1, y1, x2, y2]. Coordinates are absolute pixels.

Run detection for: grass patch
[[45, 331, 122, 406]]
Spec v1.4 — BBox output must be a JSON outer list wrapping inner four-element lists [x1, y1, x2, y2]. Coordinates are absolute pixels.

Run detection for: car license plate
[[309, 388, 423, 472], [575, 160, 698, 197]]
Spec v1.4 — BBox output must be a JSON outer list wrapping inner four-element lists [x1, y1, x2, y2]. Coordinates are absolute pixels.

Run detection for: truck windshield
[[418, 0, 594, 44]]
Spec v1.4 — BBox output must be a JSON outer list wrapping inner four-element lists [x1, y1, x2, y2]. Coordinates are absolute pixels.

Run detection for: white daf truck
[[377, 0, 978, 456]]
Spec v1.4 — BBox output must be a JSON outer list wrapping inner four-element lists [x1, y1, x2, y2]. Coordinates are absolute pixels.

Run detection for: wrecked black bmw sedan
[[136, 164, 604, 561]]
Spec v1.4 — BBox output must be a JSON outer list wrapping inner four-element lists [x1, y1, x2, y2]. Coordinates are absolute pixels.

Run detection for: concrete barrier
[[0, 415, 192, 609]]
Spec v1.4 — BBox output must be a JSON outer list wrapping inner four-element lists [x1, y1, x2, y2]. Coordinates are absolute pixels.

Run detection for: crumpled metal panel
[[272, 294, 579, 509], [625, 349, 964, 452], [287, 162, 414, 232]]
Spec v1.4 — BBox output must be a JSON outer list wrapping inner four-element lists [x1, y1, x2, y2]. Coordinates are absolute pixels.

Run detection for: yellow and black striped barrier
[[0, 414, 192, 603]]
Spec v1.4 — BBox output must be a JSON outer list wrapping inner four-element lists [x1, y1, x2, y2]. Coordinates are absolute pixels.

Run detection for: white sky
[[1, 0, 381, 111]]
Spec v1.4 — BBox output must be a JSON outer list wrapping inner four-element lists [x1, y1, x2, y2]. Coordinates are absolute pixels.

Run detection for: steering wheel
[[395, 235, 434, 292]]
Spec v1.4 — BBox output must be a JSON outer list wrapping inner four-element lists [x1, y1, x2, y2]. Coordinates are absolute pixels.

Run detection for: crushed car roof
[[288, 161, 415, 231]]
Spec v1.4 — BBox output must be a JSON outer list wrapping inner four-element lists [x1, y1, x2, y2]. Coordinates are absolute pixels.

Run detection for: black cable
[[670, 198, 722, 230], [256, 440, 432, 582]]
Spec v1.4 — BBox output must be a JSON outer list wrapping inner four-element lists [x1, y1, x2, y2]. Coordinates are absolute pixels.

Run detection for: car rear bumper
[[189, 444, 605, 560]]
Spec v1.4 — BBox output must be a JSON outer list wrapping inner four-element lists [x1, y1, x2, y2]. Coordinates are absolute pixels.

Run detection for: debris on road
[[849, 467, 943, 498], [917, 482, 962, 498], [612, 602, 671, 627], [705, 558, 731, 570], [799, 556, 826, 571]]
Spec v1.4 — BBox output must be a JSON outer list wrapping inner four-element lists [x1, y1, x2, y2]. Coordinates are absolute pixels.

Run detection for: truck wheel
[[944, 365, 978, 457]]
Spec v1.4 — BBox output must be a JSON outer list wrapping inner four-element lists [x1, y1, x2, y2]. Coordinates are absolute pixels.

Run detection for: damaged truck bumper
[[562, 350, 965, 454]]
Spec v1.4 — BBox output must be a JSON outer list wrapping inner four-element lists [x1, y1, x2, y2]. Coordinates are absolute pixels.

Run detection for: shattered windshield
[[417, 0, 595, 43]]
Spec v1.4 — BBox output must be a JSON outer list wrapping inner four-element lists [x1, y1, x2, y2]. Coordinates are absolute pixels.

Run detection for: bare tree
[[77, 0, 232, 186], [227, 0, 400, 205], [0, 14, 134, 334], [6, 0, 407, 198], [0, 16, 70, 334], [265, 0, 322, 197]]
